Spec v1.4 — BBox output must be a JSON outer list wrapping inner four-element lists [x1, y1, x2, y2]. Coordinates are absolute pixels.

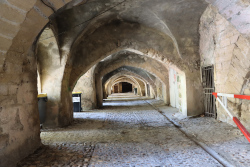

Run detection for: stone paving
[[17, 95, 250, 166], [17, 143, 94, 167], [151, 99, 250, 167]]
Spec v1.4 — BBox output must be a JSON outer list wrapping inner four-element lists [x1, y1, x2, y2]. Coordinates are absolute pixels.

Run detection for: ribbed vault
[[2, 1, 250, 166]]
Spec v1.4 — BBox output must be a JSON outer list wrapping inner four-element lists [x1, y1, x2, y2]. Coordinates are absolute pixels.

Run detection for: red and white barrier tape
[[212, 92, 250, 100], [212, 92, 250, 143]]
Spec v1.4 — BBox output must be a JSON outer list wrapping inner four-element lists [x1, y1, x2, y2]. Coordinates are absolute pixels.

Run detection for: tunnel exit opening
[[122, 82, 133, 93]]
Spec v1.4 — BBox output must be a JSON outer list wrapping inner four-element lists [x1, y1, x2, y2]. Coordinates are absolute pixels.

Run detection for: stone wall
[[156, 79, 163, 100], [104, 73, 146, 97], [37, 28, 67, 127], [177, 73, 187, 116], [0, 0, 77, 165], [0, 46, 41, 167], [0, 0, 73, 166], [200, 5, 250, 129], [73, 67, 96, 110]]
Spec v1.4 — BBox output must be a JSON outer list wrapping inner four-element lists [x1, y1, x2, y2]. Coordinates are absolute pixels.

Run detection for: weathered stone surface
[[200, 5, 250, 128], [236, 36, 250, 55], [0, 2, 26, 23], [0, 36, 12, 51], [0, 20, 20, 38], [47, 0, 65, 10], [0, 84, 8, 96], [0, 134, 9, 150], [73, 66, 96, 110], [7, 0, 36, 11], [33, 0, 54, 19], [36, 28, 69, 127]]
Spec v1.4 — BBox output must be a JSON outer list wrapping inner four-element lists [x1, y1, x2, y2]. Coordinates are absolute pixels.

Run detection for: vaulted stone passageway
[[1, 0, 250, 166]]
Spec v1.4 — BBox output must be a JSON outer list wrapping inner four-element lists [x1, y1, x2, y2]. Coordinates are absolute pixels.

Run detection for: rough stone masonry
[[0, 0, 250, 166]]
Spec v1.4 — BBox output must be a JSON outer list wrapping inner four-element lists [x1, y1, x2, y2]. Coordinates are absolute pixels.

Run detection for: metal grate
[[202, 65, 216, 118]]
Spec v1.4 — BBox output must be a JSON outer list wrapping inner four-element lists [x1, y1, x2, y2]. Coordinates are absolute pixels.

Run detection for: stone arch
[[105, 73, 148, 97], [69, 21, 182, 88], [102, 68, 156, 98], [94, 54, 170, 107], [66, 22, 203, 118], [36, 27, 67, 127], [109, 75, 144, 96], [72, 66, 96, 110]]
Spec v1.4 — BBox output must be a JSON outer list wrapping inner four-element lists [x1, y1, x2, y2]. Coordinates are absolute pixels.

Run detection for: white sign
[[72, 97, 80, 102]]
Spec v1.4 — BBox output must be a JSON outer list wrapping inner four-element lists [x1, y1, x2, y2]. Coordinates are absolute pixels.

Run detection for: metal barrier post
[[213, 92, 250, 143]]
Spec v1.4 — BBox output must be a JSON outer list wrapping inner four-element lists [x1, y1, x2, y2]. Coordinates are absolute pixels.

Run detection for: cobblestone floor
[[17, 143, 94, 167], [18, 94, 249, 166], [152, 99, 250, 167]]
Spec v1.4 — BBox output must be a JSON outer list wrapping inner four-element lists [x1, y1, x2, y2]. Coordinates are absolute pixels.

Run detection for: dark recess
[[122, 82, 132, 93]]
